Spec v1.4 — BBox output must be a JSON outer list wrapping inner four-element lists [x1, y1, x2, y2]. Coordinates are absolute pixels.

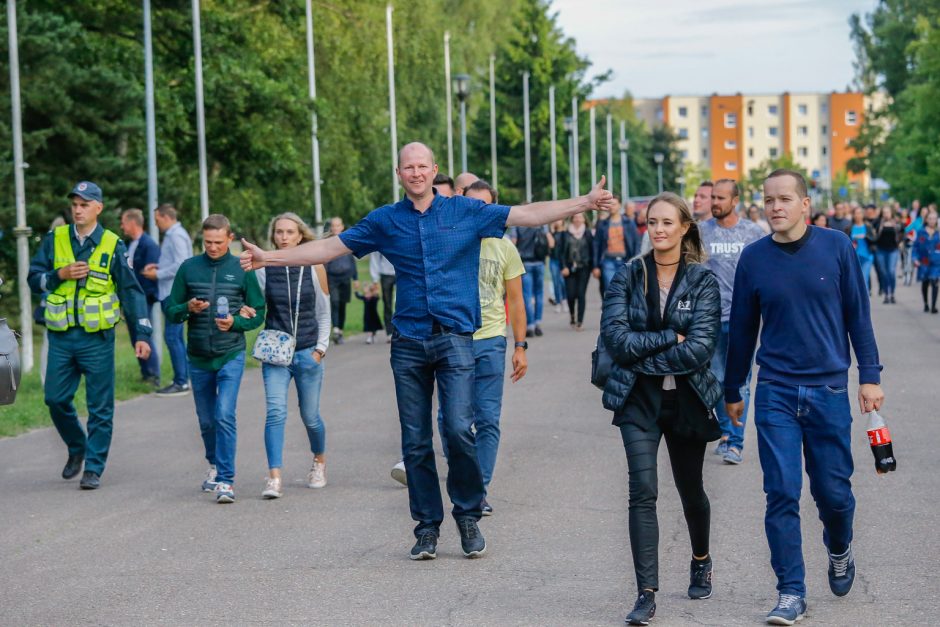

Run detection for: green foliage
[[742, 153, 809, 202]]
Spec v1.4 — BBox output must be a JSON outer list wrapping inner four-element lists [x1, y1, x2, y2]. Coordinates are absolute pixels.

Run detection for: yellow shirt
[[475, 236, 526, 340]]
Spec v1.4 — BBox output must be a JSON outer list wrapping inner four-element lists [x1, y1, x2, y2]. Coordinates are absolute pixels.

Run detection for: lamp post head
[[454, 74, 471, 101], [618, 138, 630, 152], [654, 152, 664, 165], [564, 117, 574, 133]]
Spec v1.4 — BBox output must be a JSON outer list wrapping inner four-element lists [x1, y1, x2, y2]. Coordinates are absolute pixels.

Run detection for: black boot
[[62, 454, 84, 480]]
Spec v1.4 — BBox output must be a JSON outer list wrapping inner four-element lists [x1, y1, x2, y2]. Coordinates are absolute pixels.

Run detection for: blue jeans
[[874, 249, 899, 295], [128, 300, 160, 380], [549, 258, 567, 304], [712, 321, 751, 450], [262, 346, 326, 469], [437, 335, 507, 491], [161, 299, 189, 386], [521, 261, 545, 327], [190, 352, 245, 485], [857, 255, 873, 292], [601, 256, 627, 294], [754, 380, 855, 597], [390, 330, 483, 534]]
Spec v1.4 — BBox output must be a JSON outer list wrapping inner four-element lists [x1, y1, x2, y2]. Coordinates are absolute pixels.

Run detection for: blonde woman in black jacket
[[600, 192, 722, 626]]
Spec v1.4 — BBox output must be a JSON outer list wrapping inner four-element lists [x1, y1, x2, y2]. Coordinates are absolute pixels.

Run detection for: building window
[[725, 161, 737, 171], [680, 149, 689, 160], [822, 146, 828, 156], [747, 104, 754, 116], [768, 126, 779, 137], [769, 147, 779, 157], [701, 128, 709, 138], [748, 148, 754, 158], [724, 112, 737, 128], [678, 106, 688, 118], [845, 110, 858, 125], [768, 104, 779, 115], [724, 140, 736, 149], [821, 103, 828, 113], [798, 104, 808, 115], [701, 105, 708, 117], [747, 126, 754, 138], [678, 127, 689, 139], [797, 125, 809, 136], [655, 107, 663, 121], [702, 148, 708, 159], [798, 146, 809, 157]]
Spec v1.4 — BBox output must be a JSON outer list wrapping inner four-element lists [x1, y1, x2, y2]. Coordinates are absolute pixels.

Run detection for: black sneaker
[[456, 518, 486, 558], [156, 383, 190, 397], [827, 545, 855, 597], [525, 328, 534, 338], [534, 325, 544, 337], [481, 498, 493, 516], [62, 453, 84, 480], [688, 557, 713, 599], [79, 471, 100, 490], [409, 531, 438, 560], [626, 590, 656, 625]]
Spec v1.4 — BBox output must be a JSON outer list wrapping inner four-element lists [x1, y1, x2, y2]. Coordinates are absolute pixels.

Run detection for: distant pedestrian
[[747, 204, 771, 234], [432, 173, 455, 197], [594, 197, 641, 293], [248, 212, 331, 499], [812, 212, 829, 228], [369, 252, 396, 342], [454, 172, 479, 196], [27, 181, 153, 490], [829, 202, 852, 234], [356, 282, 384, 343], [557, 212, 594, 330], [511, 223, 552, 337], [873, 206, 903, 304], [142, 204, 194, 397], [849, 207, 876, 292], [119, 208, 161, 386], [324, 217, 358, 345], [691, 181, 713, 222], [164, 214, 266, 504], [913, 211, 940, 314], [601, 192, 721, 626]]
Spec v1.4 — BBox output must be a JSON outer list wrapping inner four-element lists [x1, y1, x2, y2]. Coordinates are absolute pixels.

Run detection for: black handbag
[[591, 257, 646, 390]]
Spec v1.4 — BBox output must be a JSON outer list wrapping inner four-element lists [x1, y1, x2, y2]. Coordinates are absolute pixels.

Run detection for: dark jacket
[[557, 230, 595, 272], [128, 232, 161, 303], [600, 254, 721, 417], [593, 217, 640, 267]]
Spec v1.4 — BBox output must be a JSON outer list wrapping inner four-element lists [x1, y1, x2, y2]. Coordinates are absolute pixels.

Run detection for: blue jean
[[549, 258, 567, 304], [161, 299, 189, 386], [262, 346, 326, 469], [712, 321, 752, 450], [857, 255, 873, 292], [521, 261, 545, 327], [437, 335, 507, 490], [128, 300, 160, 380], [390, 330, 483, 534], [874, 249, 899, 295], [601, 256, 627, 294], [190, 352, 245, 485], [754, 380, 855, 597]]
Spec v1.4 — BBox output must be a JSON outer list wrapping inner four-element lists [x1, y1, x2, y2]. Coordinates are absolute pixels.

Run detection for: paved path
[[1, 284, 938, 625]]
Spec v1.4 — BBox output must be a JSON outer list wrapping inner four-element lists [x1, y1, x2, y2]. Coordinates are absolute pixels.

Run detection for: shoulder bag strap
[[290, 266, 304, 337]]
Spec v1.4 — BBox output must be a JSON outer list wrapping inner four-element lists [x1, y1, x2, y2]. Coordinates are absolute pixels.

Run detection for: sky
[[552, 0, 879, 99]]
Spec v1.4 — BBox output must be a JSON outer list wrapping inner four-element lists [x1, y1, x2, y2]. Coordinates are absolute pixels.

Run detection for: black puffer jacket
[[600, 254, 722, 414]]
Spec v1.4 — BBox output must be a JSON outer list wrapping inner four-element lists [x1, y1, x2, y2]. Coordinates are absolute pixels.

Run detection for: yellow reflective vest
[[44, 225, 121, 332]]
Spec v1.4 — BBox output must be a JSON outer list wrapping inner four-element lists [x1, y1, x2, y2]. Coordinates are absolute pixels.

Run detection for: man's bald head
[[454, 172, 479, 196], [398, 142, 435, 167]]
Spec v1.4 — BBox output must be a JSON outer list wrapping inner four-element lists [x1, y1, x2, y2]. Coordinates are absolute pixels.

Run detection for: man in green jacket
[[164, 214, 265, 504], [27, 181, 152, 490]]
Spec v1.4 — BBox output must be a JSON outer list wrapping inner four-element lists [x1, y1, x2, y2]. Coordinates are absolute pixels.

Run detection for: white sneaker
[[390, 460, 407, 486], [262, 476, 283, 499], [201, 465, 218, 492], [307, 460, 326, 488], [562, 301, 569, 313]]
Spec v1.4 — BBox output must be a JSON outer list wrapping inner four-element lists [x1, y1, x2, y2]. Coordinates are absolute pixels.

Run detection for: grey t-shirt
[[700, 218, 766, 321]]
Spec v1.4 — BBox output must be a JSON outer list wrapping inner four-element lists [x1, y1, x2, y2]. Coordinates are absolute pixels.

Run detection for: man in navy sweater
[[725, 169, 884, 626]]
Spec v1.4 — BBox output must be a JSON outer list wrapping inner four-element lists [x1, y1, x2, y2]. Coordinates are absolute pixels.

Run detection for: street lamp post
[[549, 85, 557, 200], [522, 71, 532, 203], [654, 151, 665, 194], [444, 31, 453, 177], [192, 0, 210, 219], [571, 98, 579, 195], [619, 120, 630, 202], [564, 116, 575, 198], [385, 4, 399, 201], [454, 73, 470, 174], [606, 113, 613, 191], [489, 55, 497, 189], [304, 0, 323, 234]]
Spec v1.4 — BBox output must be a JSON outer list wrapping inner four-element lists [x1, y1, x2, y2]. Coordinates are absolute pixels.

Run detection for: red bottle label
[[867, 427, 891, 446]]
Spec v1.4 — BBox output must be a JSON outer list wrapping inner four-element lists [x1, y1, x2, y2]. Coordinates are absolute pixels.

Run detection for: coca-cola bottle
[[866, 410, 897, 474]]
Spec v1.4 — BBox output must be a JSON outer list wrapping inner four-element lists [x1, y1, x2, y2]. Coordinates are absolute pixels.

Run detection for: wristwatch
[[514, 341, 528, 351], [314, 349, 326, 359]]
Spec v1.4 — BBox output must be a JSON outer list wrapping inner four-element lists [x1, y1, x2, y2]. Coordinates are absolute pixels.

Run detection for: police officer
[[27, 181, 152, 490]]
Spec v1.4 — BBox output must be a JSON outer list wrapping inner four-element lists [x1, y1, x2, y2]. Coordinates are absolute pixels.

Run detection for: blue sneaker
[[723, 447, 743, 465], [214, 482, 235, 504], [714, 440, 729, 456], [766, 594, 806, 625], [828, 546, 855, 597]]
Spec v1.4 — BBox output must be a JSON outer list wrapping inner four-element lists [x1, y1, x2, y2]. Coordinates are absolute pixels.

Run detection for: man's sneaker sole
[[409, 549, 437, 560], [462, 544, 486, 559], [156, 388, 190, 397], [216, 493, 235, 504], [767, 614, 804, 626], [261, 490, 282, 499], [391, 466, 407, 486]]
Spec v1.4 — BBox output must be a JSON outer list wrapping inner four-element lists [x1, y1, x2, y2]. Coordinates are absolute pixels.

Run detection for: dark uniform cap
[[68, 181, 103, 203]]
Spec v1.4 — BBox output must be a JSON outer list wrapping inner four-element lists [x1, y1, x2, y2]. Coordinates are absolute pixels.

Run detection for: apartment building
[[633, 91, 883, 190]]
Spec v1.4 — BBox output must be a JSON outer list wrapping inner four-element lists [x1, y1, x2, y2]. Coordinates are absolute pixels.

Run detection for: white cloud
[[551, 0, 880, 98]]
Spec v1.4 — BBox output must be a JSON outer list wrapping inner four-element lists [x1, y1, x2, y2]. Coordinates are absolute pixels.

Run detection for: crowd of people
[[28, 143, 929, 626]]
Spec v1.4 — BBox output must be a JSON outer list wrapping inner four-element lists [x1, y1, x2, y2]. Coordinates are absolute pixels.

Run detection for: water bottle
[[216, 296, 229, 320], [866, 410, 897, 474]]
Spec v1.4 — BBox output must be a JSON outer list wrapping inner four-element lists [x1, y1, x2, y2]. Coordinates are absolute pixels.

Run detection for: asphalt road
[[1, 282, 938, 626]]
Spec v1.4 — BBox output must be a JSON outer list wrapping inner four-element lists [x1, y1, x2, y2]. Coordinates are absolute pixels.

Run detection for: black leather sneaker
[[409, 531, 438, 560], [626, 590, 656, 625], [456, 518, 486, 558], [79, 471, 100, 490], [62, 454, 84, 480], [688, 557, 713, 599]]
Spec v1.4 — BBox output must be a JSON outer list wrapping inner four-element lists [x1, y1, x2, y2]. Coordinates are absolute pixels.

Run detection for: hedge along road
[[0, 285, 936, 625]]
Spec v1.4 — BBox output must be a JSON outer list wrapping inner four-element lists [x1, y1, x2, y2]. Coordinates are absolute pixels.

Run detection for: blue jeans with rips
[[754, 380, 855, 597], [521, 261, 545, 328], [189, 352, 245, 485], [712, 320, 752, 451], [262, 346, 326, 469], [391, 330, 483, 535]]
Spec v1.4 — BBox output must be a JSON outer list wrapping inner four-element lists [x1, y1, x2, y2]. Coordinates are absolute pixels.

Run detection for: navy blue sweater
[[725, 226, 882, 402]]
